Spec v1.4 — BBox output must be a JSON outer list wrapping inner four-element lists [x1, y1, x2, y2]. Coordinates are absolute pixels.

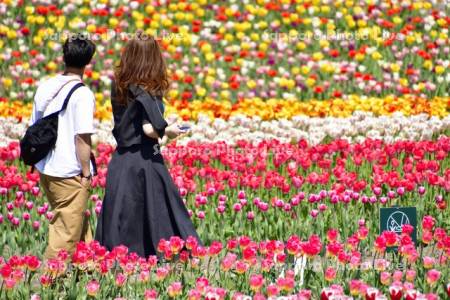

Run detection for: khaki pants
[[39, 173, 93, 259]]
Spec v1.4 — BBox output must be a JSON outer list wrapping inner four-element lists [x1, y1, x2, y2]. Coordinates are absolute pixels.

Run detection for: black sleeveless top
[[111, 82, 168, 148]]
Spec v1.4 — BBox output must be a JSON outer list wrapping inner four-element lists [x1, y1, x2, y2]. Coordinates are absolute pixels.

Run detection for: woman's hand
[[165, 123, 185, 139]]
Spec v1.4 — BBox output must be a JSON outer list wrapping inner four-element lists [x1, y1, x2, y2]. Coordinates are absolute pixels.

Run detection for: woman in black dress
[[95, 34, 201, 258]]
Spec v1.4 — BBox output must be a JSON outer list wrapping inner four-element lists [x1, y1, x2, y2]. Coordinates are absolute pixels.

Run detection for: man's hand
[[75, 133, 92, 179]]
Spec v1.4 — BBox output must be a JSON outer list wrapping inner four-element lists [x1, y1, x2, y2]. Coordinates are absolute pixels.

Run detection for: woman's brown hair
[[115, 33, 169, 104]]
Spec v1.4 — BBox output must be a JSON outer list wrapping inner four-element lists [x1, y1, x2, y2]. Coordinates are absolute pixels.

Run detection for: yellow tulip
[[6, 30, 17, 39], [205, 76, 215, 86], [312, 52, 324, 61], [80, 7, 90, 16], [47, 62, 58, 72], [423, 60, 432, 71], [91, 72, 100, 81], [301, 66, 311, 75], [435, 65, 445, 75], [224, 33, 234, 42], [220, 90, 230, 99], [247, 80, 257, 89], [95, 93, 104, 102], [2, 78, 13, 88], [136, 20, 144, 29], [196, 87, 206, 97], [86, 24, 96, 33], [205, 53, 215, 62], [25, 6, 34, 14], [306, 78, 316, 87], [393, 16, 402, 25], [355, 53, 365, 61], [371, 51, 382, 60], [33, 36, 42, 45], [390, 63, 401, 73]]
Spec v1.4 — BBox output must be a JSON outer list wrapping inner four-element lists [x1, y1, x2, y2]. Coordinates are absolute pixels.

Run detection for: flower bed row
[[0, 1, 449, 102], [0, 111, 449, 147], [0, 230, 449, 299], [1, 95, 449, 122]]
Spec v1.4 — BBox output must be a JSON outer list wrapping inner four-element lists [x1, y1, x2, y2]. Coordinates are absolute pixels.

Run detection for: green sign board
[[380, 206, 417, 252]]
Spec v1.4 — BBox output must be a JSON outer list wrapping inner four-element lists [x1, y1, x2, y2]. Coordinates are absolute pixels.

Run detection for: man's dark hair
[[63, 34, 96, 68]]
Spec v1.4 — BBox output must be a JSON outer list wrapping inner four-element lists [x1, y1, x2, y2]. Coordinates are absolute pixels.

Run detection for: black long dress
[[95, 83, 201, 257]]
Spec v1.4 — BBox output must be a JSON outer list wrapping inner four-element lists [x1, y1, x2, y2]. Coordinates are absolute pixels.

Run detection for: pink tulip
[[290, 196, 300, 206], [188, 289, 202, 300], [324, 267, 336, 281], [237, 191, 246, 199], [217, 205, 226, 214], [32, 221, 40, 230], [297, 192, 305, 200], [274, 198, 284, 208], [373, 187, 382, 196], [331, 194, 339, 204], [418, 186, 426, 195], [396, 187, 405, 196], [95, 206, 102, 215], [249, 274, 264, 291], [258, 202, 269, 212], [46, 212, 54, 220], [380, 272, 391, 286], [31, 186, 40, 196], [6, 202, 13, 211], [207, 187, 216, 196], [426, 269, 440, 286], [167, 281, 182, 298], [232, 203, 242, 212], [26, 201, 34, 210], [218, 194, 227, 202], [11, 217, 20, 226], [0, 187, 7, 195], [247, 211, 255, 220], [310, 209, 319, 218], [115, 273, 127, 287], [423, 256, 435, 269], [267, 284, 279, 297], [22, 212, 30, 221], [86, 280, 100, 296], [392, 270, 403, 281]]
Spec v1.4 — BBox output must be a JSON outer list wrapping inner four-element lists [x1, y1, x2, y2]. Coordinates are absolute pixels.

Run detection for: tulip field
[[1, 0, 450, 299]]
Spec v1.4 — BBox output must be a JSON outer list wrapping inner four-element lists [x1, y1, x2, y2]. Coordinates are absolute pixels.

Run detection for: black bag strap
[[58, 82, 85, 114]]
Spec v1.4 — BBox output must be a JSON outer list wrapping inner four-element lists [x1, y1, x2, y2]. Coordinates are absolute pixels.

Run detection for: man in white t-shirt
[[31, 34, 96, 259]]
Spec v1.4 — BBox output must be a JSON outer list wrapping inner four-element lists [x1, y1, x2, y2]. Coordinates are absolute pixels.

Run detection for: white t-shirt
[[31, 74, 96, 178]]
